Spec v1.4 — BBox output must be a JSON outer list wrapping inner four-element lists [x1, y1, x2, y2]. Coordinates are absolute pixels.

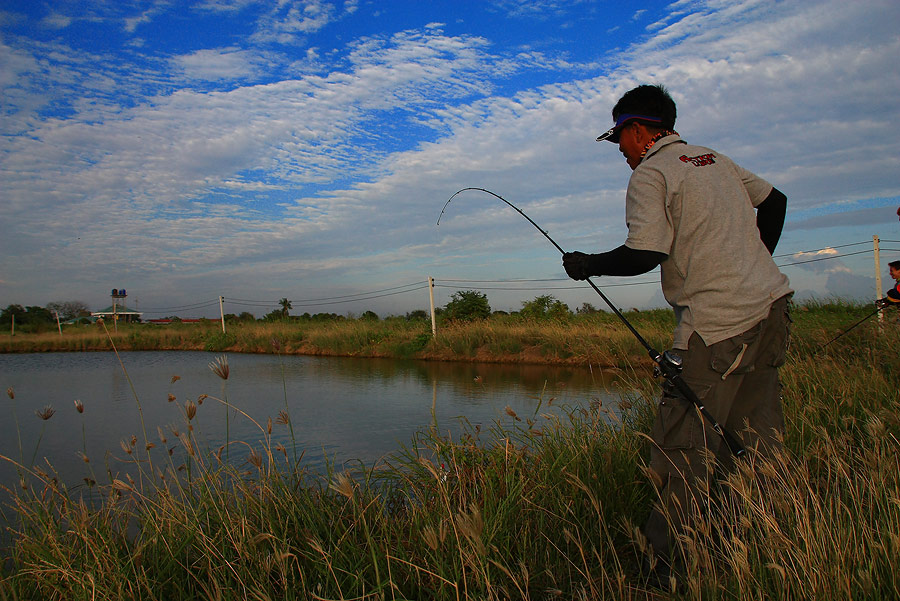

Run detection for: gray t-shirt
[[624, 135, 793, 349]]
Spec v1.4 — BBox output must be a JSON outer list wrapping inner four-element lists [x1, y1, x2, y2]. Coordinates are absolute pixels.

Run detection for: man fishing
[[562, 84, 793, 583], [876, 260, 900, 308]]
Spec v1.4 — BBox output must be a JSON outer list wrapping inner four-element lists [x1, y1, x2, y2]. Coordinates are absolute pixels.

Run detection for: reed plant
[[1, 302, 877, 370], [1, 302, 899, 599]]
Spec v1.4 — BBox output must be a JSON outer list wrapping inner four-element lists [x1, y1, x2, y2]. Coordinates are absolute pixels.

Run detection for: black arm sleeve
[[585, 245, 666, 277], [756, 187, 787, 255]]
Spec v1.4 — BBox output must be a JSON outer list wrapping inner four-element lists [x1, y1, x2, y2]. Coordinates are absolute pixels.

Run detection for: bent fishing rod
[[438, 187, 746, 458]]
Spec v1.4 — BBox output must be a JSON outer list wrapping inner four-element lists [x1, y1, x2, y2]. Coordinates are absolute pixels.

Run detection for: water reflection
[[0, 351, 631, 493]]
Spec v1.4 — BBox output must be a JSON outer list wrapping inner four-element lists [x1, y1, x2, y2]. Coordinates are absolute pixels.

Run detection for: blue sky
[[2, 0, 899, 319]]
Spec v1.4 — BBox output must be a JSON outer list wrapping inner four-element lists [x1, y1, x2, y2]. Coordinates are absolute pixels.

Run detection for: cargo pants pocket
[[709, 324, 763, 379], [651, 382, 712, 451], [760, 296, 793, 368]]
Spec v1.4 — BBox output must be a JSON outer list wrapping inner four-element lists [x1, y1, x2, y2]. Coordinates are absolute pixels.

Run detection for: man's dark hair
[[889, 260, 900, 270], [612, 84, 677, 131]]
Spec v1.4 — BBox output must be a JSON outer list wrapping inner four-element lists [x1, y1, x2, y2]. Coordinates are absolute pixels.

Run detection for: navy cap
[[596, 113, 664, 143]]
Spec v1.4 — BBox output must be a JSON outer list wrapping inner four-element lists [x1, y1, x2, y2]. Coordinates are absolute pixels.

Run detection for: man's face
[[890, 265, 900, 281], [617, 122, 644, 170]]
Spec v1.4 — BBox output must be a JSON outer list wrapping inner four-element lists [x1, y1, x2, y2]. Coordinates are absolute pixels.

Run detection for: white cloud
[[123, 1, 171, 33], [171, 47, 270, 81], [790, 249, 849, 275], [251, 0, 339, 44], [40, 12, 73, 29], [1, 0, 898, 314]]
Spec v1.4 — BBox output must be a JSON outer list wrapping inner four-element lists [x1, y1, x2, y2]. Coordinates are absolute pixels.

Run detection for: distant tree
[[46, 300, 91, 321], [24, 305, 55, 325], [520, 294, 571, 320], [360, 310, 379, 321], [238, 311, 256, 322], [1, 305, 56, 331], [278, 298, 292, 318], [444, 290, 491, 321], [312, 312, 343, 322], [576, 302, 602, 315], [263, 309, 283, 322], [0, 304, 26, 326], [406, 309, 428, 321]]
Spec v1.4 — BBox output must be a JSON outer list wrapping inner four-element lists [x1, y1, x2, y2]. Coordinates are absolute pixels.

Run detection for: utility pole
[[428, 277, 437, 337], [219, 296, 226, 334], [874, 235, 883, 325]]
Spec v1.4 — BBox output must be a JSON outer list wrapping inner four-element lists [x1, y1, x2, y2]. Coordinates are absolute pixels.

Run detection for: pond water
[[0, 351, 634, 497]]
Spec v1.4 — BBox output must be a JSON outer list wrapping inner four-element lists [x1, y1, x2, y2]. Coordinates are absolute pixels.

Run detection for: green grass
[[1, 301, 899, 599]]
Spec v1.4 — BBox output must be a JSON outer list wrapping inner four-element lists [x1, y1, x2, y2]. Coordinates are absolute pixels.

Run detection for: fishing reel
[[653, 350, 683, 380]]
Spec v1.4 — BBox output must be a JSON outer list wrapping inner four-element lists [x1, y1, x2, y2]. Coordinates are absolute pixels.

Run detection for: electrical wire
[[125, 239, 898, 316]]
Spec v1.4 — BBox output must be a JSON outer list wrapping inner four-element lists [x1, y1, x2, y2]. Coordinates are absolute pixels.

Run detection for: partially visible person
[[876, 260, 900, 308], [562, 84, 793, 584]]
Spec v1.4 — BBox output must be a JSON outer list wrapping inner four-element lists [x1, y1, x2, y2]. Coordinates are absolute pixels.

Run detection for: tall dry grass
[[1, 301, 898, 599]]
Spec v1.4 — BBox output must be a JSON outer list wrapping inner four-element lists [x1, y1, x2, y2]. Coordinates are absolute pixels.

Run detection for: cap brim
[[596, 113, 666, 143], [595, 126, 620, 143]]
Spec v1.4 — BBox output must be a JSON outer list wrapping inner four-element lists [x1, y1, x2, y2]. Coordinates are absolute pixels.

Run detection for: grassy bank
[[0, 309, 677, 368], [0, 302, 794, 368], [1, 301, 899, 599]]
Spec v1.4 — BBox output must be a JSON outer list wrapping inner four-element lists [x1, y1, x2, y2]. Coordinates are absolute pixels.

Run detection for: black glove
[[563, 251, 593, 281], [876, 298, 889, 309]]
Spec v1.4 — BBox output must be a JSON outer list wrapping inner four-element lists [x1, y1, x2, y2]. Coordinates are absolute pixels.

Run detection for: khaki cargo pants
[[643, 294, 792, 561]]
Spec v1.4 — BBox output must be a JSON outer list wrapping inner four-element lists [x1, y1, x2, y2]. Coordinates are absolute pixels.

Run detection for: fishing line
[[821, 306, 885, 348], [438, 187, 746, 457]]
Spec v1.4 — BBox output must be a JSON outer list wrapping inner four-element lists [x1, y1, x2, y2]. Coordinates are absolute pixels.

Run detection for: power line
[[433, 280, 658, 291], [123, 239, 897, 315], [772, 240, 871, 259], [290, 285, 430, 308], [139, 299, 220, 314], [776, 249, 875, 267], [226, 282, 427, 306]]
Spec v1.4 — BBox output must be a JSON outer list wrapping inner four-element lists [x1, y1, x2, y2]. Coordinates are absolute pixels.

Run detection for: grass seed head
[[209, 355, 230, 380], [180, 433, 195, 457], [73, 399, 84, 413], [330, 472, 355, 500], [6, 387, 13, 399], [36, 406, 56, 420], [422, 526, 441, 551]]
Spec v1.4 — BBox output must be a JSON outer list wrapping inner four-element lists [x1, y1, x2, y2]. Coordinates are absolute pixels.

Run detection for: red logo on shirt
[[679, 153, 716, 166]]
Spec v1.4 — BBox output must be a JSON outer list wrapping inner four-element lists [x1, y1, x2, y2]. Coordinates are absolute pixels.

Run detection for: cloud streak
[[1, 0, 898, 315]]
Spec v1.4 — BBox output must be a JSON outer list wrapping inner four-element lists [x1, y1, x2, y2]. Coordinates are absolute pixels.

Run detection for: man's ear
[[630, 122, 651, 145]]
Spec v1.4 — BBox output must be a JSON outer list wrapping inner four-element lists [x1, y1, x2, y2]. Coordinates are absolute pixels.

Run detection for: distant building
[[91, 288, 143, 323], [90, 305, 143, 323]]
